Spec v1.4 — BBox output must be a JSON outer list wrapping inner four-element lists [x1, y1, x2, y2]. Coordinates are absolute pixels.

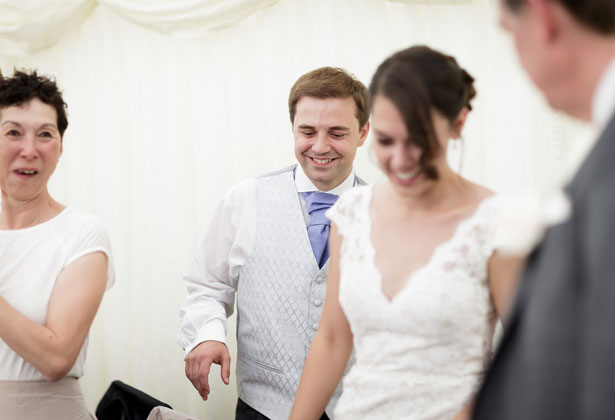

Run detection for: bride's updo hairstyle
[[369, 45, 476, 180]]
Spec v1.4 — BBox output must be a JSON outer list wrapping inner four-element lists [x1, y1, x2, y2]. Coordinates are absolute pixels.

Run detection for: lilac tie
[[302, 191, 339, 268]]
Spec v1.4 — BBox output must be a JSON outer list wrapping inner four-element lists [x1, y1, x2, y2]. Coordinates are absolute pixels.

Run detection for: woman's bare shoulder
[[463, 180, 494, 204]]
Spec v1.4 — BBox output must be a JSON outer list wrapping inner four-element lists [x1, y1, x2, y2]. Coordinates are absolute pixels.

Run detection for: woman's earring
[[451, 138, 460, 151], [457, 137, 464, 174]]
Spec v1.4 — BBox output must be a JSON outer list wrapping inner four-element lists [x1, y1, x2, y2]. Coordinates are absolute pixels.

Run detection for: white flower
[[494, 188, 572, 256]]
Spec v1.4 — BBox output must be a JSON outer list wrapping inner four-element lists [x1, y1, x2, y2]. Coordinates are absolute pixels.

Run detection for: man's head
[[289, 67, 369, 191], [502, 0, 615, 35], [499, 0, 615, 119]]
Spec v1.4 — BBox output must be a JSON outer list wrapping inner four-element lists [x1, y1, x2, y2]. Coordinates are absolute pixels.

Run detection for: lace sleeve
[[326, 185, 370, 239], [480, 196, 501, 260]]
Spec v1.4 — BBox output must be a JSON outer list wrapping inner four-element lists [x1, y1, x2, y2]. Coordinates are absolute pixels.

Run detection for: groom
[[474, 1, 615, 419], [178, 66, 369, 420]]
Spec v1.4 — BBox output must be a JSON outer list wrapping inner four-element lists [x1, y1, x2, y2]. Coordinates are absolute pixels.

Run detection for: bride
[[289, 46, 520, 420]]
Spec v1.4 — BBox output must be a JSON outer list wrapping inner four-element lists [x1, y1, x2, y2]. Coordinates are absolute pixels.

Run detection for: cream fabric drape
[[0, 0, 280, 55], [100, 0, 281, 38], [0, 1, 594, 419], [0, 0, 96, 55]]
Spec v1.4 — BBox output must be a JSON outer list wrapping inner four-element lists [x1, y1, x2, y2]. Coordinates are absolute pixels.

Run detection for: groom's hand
[[185, 340, 231, 400]]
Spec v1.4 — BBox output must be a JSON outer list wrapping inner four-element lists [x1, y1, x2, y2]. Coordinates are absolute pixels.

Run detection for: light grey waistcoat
[[237, 165, 353, 420]]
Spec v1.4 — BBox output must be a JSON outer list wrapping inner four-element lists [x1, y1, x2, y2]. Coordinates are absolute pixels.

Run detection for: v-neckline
[[364, 185, 494, 304]]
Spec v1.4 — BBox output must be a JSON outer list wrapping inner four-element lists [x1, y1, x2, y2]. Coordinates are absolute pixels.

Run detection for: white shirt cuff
[[184, 320, 228, 356]]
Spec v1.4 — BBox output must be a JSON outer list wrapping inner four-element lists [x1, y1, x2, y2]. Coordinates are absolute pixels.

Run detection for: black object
[[235, 398, 329, 420], [96, 380, 172, 420]]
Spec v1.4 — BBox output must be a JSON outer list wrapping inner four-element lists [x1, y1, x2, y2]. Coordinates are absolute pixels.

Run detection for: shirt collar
[[592, 57, 615, 131], [294, 164, 356, 195]]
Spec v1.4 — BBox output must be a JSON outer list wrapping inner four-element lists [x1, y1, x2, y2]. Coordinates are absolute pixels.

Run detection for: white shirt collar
[[592, 57, 615, 131], [294, 164, 356, 195]]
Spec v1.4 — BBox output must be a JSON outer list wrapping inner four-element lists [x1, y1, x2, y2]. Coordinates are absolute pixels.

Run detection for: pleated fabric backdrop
[[0, 0, 594, 418]]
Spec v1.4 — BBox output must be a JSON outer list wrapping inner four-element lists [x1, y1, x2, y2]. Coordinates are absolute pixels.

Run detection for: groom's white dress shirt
[[177, 165, 356, 354]]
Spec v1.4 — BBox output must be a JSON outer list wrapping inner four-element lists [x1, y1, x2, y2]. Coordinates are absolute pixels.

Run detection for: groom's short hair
[[288, 66, 369, 130], [503, 0, 615, 34]]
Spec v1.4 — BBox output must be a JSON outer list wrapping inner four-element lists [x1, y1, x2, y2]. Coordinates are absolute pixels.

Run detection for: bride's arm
[[451, 404, 472, 420], [488, 251, 525, 320], [289, 224, 354, 420], [455, 252, 524, 420]]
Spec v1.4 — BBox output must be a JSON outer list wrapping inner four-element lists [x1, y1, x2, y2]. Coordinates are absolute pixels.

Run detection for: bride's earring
[[454, 137, 464, 174], [451, 138, 459, 152]]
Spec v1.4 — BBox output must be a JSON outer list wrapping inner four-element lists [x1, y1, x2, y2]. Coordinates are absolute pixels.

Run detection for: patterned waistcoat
[[236, 166, 343, 420]]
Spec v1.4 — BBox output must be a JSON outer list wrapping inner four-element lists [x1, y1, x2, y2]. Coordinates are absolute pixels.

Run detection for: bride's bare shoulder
[[458, 180, 495, 212]]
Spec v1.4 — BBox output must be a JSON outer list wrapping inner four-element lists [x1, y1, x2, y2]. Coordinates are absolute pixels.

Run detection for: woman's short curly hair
[[0, 69, 68, 137]]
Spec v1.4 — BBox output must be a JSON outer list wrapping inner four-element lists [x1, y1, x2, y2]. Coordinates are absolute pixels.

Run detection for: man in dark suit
[[473, 1, 615, 419]]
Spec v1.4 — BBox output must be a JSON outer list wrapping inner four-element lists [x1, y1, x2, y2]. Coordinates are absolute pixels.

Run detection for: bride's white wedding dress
[[327, 185, 499, 420]]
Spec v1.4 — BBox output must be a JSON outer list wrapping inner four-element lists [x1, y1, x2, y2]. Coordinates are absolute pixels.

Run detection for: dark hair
[[0, 69, 68, 137], [288, 66, 369, 129], [369, 45, 476, 180], [503, 0, 615, 34]]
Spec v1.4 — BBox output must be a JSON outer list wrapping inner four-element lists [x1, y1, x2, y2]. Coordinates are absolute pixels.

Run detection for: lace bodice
[[327, 185, 498, 420]]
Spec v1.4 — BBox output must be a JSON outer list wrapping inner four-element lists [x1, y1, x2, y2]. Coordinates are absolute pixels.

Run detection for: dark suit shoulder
[[569, 113, 615, 195]]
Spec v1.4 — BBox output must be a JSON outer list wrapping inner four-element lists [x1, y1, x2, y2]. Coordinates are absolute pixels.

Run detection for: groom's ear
[[358, 121, 370, 146]]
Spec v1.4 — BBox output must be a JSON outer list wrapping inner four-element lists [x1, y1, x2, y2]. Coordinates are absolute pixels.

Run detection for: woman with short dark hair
[[0, 69, 114, 419]]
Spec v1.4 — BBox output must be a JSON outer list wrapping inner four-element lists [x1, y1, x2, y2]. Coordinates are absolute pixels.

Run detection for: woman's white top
[[327, 185, 498, 420], [0, 207, 114, 380]]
